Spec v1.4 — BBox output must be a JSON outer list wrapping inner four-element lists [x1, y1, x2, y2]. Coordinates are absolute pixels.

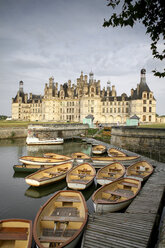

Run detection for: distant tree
[[103, 0, 165, 78], [0, 115, 8, 120]]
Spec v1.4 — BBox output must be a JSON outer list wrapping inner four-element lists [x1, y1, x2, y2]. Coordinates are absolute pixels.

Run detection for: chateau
[[12, 69, 156, 124]]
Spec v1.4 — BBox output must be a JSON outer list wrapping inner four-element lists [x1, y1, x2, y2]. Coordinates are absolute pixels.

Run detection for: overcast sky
[[0, 0, 164, 116]]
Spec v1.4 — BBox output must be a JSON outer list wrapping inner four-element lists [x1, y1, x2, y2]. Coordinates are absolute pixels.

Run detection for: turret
[[19, 81, 24, 93], [140, 69, 146, 84]]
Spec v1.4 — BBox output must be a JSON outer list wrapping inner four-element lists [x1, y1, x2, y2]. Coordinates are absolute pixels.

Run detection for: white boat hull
[[26, 137, 64, 145], [126, 175, 143, 181], [96, 178, 113, 186], [93, 199, 132, 213], [92, 149, 106, 155], [19, 158, 72, 166], [67, 179, 94, 190], [25, 173, 66, 187]]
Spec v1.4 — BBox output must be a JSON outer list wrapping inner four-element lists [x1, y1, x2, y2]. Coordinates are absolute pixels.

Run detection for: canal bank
[[111, 126, 165, 162], [80, 138, 165, 248], [0, 124, 89, 140]]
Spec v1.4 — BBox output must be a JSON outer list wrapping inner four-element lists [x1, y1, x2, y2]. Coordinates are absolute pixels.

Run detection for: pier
[[81, 138, 165, 248]]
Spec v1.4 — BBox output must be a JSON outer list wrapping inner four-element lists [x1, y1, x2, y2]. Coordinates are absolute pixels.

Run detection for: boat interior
[[108, 148, 127, 157], [71, 153, 90, 159], [28, 163, 72, 182], [68, 165, 95, 183], [97, 163, 125, 180], [127, 161, 153, 178], [37, 192, 86, 247], [92, 145, 106, 151], [0, 220, 31, 248], [95, 179, 140, 204]]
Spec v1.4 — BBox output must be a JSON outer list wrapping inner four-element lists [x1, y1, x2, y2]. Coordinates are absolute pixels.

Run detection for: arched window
[[149, 116, 152, 121], [91, 87, 94, 92], [143, 115, 146, 121], [143, 93, 146, 98]]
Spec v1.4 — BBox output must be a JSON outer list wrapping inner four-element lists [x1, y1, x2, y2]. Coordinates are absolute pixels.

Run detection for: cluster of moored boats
[[1, 147, 154, 248]]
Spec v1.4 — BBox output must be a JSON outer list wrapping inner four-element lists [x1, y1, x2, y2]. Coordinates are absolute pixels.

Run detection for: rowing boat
[[92, 177, 141, 213], [33, 190, 88, 248], [0, 219, 32, 248], [126, 160, 154, 181], [107, 148, 127, 157], [25, 162, 73, 187], [19, 156, 71, 166], [91, 155, 139, 164], [13, 164, 53, 173], [71, 152, 91, 163], [44, 153, 72, 161], [96, 162, 126, 186], [66, 163, 96, 190], [92, 145, 107, 155]]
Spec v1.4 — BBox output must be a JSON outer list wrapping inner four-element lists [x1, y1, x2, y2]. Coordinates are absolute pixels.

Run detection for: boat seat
[[71, 173, 93, 178], [107, 172, 118, 175], [70, 179, 88, 183], [78, 169, 91, 172], [51, 207, 80, 219], [0, 227, 28, 240], [120, 182, 138, 188], [39, 236, 70, 243], [56, 196, 81, 203], [41, 216, 84, 222], [104, 190, 129, 198], [98, 176, 114, 180], [108, 168, 122, 171], [40, 228, 77, 242]]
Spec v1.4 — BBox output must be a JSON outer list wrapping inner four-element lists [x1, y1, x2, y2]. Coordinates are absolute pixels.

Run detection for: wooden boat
[[13, 164, 53, 173], [91, 155, 140, 164], [26, 137, 64, 145], [44, 153, 72, 161], [71, 152, 91, 163], [19, 156, 71, 166], [96, 162, 126, 186], [92, 145, 107, 155], [66, 163, 96, 190], [33, 190, 88, 248], [25, 162, 73, 187], [0, 219, 32, 248], [107, 148, 127, 157], [92, 177, 141, 213], [126, 160, 154, 181]]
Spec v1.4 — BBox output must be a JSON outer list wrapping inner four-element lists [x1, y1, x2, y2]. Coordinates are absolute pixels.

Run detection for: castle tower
[[19, 81, 24, 93], [89, 71, 94, 83], [140, 68, 146, 84]]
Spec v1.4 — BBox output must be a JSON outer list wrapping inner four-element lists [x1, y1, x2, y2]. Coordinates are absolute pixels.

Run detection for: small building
[[126, 115, 140, 126], [83, 115, 94, 128]]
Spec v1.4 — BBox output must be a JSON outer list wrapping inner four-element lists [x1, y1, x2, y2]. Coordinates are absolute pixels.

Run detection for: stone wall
[[27, 124, 89, 139], [111, 126, 165, 156], [0, 127, 27, 139]]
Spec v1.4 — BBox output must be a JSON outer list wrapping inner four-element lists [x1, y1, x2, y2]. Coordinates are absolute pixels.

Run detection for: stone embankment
[[0, 123, 89, 140], [0, 127, 27, 139], [111, 126, 165, 157]]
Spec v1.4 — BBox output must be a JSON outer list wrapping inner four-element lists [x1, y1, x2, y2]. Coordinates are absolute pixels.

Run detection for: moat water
[[0, 139, 98, 222]]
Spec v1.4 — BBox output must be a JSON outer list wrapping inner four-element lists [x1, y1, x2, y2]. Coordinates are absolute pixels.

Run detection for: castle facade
[[12, 69, 156, 124]]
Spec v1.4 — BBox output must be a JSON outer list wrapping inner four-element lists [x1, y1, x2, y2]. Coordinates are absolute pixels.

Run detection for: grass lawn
[[0, 120, 69, 128], [140, 123, 165, 128]]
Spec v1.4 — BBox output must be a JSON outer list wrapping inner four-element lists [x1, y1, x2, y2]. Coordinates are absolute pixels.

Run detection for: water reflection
[[13, 172, 30, 178], [25, 179, 67, 198], [27, 144, 64, 154]]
